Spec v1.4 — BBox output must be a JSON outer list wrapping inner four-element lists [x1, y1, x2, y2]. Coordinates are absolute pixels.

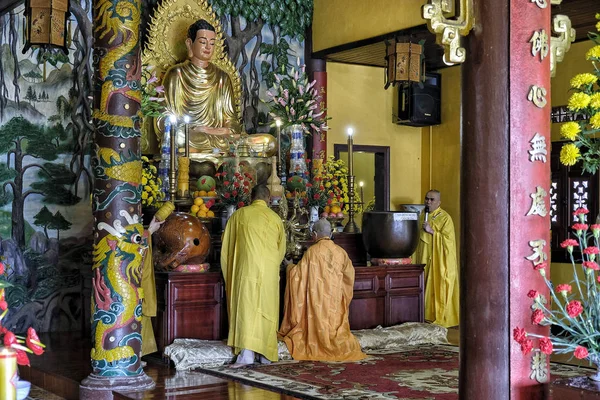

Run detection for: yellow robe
[[221, 200, 286, 361], [141, 235, 157, 356], [413, 207, 459, 328], [279, 238, 366, 362]]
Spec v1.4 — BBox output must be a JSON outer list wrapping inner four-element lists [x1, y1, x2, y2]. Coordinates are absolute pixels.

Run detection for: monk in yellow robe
[[221, 185, 286, 367], [412, 190, 459, 328], [141, 217, 164, 357], [279, 219, 366, 362]]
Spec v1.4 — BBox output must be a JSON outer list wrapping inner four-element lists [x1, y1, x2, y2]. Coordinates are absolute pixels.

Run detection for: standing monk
[[221, 185, 286, 367], [412, 190, 459, 328], [279, 219, 366, 361]]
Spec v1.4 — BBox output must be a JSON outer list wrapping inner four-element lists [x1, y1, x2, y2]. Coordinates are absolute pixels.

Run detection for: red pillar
[[461, 1, 550, 398]]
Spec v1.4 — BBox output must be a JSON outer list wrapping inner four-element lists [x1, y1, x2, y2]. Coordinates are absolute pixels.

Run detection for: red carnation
[[224, 180, 230, 186], [237, 202, 245, 208], [513, 327, 527, 344], [560, 239, 579, 248], [566, 300, 584, 318], [583, 261, 600, 270], [584, 246, 600, 255], [314, 194, 321, 200], [232, 190, 238, 196], [574, 346, 589, 359], [556, 284, 572, 295], [527, 290, 539, 299], [319, 186, 325, 190], [224, 193, 231, 199], [243, 181, 249, 186], [306, 183, 313, 188], [573, 223, 589, 231], [539, 337, 554, 355], [520, 339, 534, 355], [26, 327, 44, 356], [234, 172, 240, 177], [233, 181, 240, 188], [531, 309, 545, 325], [3, 331, 16, 347], [574, 208, 590, 216]]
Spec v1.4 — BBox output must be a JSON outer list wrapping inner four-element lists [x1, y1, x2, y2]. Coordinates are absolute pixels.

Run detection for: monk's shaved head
[[312, 218, 332, 238]]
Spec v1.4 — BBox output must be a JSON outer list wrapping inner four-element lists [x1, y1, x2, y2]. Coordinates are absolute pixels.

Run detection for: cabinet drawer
[[388, 275, 420, 289], [354, 276, 378, 294], [171, 282, 220, 304]]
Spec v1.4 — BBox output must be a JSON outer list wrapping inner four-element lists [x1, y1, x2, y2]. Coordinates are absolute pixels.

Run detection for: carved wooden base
[[80, 373, 155, 400]]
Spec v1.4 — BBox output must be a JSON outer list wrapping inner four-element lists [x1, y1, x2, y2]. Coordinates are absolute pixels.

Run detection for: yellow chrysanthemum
[[586, 46, 600, 60], [560, 143, 581, 166], [560, 122, 581, 141], [568, 92, 591, 111], [570, 73, 598, 89], [141, 191, 149, 199], [591, 113, 600, 129], [591, 93, 600, 109], [597, 21, 600, 32]]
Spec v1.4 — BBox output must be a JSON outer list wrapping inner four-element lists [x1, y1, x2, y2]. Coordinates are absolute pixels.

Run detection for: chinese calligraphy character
[[528, 133, 547, 163], [526, 239, 547, 265], [527, 186, 548, 217], [530, 0, 547, 8], [530, 30, 549, 61], [528, 85, 547, 108], [530, 352, 549, 383]]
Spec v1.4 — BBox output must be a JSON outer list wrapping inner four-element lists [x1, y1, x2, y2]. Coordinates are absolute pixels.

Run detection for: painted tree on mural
[[211, 0, 312, 132], [0, 117, 80, 248]]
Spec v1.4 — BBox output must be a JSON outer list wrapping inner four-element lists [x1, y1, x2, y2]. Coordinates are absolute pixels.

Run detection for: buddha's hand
[[200, 126, 233, 136]]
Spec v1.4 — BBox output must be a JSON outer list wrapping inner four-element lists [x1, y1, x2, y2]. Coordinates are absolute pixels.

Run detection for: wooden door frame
[[333, 144, 390, 211]]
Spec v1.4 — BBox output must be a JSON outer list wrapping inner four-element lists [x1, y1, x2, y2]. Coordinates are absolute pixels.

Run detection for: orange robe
[[279, 238, 366, 362]]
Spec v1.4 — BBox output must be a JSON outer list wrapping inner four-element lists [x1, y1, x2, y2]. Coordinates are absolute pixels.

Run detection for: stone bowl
[[362, 211, 420, 259]]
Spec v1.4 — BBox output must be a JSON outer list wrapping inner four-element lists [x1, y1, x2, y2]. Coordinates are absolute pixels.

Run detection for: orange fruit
[[324, 206, 330, 213], [194, 197, 204, 206], [207, 210, 215, 218], [199, 190, 208, 196], [191, 205, 200, 213], [207, 190, 217, 197], [198, 210, 207, 217]]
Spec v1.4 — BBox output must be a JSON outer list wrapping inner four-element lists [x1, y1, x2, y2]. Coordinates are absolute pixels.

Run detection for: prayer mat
[[196, 344, 592, 400]]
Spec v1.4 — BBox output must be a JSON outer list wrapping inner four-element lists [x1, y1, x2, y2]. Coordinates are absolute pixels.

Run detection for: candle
[[183, 115, 191, 158], [359, 181, 364, 205], [0, 347, 16, 400], [347, 128, 354, 177], [276, 119, 282, 177]]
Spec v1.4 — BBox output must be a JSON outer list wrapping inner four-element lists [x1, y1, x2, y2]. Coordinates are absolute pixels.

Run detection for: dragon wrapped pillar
[[80, 0, 155, 396]]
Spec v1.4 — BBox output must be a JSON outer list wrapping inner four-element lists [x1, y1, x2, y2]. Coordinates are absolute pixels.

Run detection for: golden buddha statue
[[157, 19, 277, 160]]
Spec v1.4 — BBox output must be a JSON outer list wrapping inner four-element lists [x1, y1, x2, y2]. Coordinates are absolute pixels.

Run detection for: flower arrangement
[[215, 163, 254, 208], [140, 66, 165, 118], [0, 259, 45, 366], [559, 15, 600, 173], [513, 208, 600, 368], [141, 156, 163, 208], [321, 156, 349, 213], [265, 57, 330, 134]]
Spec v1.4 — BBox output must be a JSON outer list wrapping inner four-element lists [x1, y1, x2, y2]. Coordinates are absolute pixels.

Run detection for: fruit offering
[[189, 196, 216, 219], [197, 175, 216, 192]]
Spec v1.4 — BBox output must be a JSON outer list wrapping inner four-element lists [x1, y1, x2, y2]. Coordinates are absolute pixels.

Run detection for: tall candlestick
[[0, 347, 17, 400], [347, 128, 354, 177], [168, 115, 177, 200], [183, 115, 191, 158], [276, 119, 285, 185]]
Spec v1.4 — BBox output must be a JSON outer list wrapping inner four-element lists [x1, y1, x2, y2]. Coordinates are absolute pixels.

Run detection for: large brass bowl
[[362, 211, 419, 259]]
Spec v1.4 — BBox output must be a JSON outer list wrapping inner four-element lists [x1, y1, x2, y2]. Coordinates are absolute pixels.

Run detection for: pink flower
[[531, 309, 545, 325], [539, 337, 554, 355], [574, 346, 589, 359], [560, 239, 579, 249], [566, 300, 584, 318], [527, 290, 539, 299], [513, 327, 527, 344], [592, 224, 600, 238], [556, 284, 572, 296], [533, 262, 547, 271], [520, 339, 534, 355], [573, 223, 589, 232], [574, 208, 590, 216], [0, 262, 5, 275], [583, 261, 600, 270], [584, 246, 600, 255], [26, 328, 44, 356], [16, 350, 29, 367]]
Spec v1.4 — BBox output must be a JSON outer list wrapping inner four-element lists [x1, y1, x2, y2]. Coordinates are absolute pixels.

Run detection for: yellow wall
[[420, 66, 462, 263], [326, 62, 423, 209], [313, 0, 428, 52]]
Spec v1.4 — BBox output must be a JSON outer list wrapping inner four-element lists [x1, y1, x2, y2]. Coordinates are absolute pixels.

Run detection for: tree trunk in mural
[[8, 12, 20, 105], [80, 0, 154, 395]]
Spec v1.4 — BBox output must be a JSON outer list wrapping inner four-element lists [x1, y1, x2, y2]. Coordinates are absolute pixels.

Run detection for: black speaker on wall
[[393, 72, 441, 127]]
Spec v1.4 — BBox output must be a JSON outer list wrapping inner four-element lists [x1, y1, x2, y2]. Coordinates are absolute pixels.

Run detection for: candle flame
[[347, 127, 354, 136]]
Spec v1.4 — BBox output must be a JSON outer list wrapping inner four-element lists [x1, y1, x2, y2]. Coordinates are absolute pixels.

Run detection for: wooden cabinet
[[349, 264, 424, 330], [154, 264, 424, 353], [153, 270, 226, 355]]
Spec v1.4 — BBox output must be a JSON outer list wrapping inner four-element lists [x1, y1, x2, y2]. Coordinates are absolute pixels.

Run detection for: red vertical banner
[[509, 1, 551, 398], [312, 71, 327, 170]]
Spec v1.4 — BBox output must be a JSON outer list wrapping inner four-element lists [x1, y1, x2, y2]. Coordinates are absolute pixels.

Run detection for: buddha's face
[[186, 29, 216, 65]]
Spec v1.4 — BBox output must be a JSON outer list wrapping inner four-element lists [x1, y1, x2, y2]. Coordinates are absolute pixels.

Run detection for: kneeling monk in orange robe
[[279, 219, 366, 362]]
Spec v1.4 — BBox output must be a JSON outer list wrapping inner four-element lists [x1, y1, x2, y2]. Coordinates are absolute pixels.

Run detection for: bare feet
[[229, 362, 253, 369]]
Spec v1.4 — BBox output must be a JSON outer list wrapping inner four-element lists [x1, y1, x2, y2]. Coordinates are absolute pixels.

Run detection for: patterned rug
[[197, 345, 592, 400]]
